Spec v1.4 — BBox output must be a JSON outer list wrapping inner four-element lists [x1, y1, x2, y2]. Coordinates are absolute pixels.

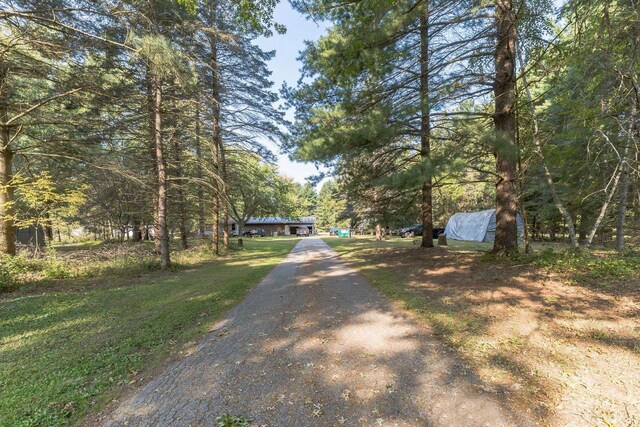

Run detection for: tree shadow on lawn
[[100, 241, 537, 427], [4, 239, 297, 298], [336, 241, 640, 425]]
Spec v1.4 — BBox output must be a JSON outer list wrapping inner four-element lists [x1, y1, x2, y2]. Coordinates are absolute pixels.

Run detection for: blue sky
[[255, 2, 329, 185], [256, 1, 566, 185]]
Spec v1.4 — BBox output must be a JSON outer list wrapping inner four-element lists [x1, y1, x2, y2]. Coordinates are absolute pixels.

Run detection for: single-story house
[[230, 216, 316, 236]]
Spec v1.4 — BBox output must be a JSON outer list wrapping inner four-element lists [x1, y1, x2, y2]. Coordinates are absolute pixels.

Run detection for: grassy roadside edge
[[0, 238, 299, 427]]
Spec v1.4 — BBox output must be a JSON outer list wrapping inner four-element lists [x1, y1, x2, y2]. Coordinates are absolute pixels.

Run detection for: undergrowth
[[0, 241, 225, 293], [481, 246, 640, 287]]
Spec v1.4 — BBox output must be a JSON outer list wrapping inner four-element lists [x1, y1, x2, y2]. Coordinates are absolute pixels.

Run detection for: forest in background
[[0, 0, 306, 270], [0, 0, 638, 274]]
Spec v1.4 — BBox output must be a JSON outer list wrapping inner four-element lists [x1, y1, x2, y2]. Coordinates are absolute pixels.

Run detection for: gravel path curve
[[103, 237, 534, 427]]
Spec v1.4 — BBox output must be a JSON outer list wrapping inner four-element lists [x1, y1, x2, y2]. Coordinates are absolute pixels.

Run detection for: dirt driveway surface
[[103, 237, 535, 427]]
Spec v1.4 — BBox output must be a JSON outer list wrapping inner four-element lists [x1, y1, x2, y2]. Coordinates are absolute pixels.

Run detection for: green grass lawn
[[0, 238, 298, 427]]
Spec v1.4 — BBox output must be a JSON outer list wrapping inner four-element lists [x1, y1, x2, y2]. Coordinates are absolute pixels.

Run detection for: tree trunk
[[146, 0, 170, 269], [212, 195, 220, 254], [146, 69, 161, 254], [0, 144, 15, 256], [616, 88, 636, 250], [419, 7, 434, 249], [152, 73, 170, 269], [492, 0, 519, 256], [375, 223, 383, 241], [517, 51, 578, 247], [220, 138, 230, 249], [0, 61, 15, 256], [43, 211, 54, 244], [172, 133, 188, 250], [194, 104, 206, 239], [132, 218, 142, 242], [208, 6, 223, 254], [586, 164, 623, 246]]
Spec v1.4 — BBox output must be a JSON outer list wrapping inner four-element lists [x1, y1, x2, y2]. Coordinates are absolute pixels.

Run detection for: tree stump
[[237, 238, 243, 247], [438, 233, 447, 246]]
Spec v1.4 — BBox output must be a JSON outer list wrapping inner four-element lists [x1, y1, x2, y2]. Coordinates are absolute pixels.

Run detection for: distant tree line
[[0, 0, 300, 267]]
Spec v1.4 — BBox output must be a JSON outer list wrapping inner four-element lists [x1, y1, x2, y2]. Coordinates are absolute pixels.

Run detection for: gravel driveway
[[103, 237, 534, 427]]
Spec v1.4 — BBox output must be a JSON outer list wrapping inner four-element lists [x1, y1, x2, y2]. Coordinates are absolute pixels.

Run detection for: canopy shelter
[[444, 209, 524, 243]]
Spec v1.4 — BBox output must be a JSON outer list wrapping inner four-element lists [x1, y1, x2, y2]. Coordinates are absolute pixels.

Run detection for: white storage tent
[[444, 209, 524, 243]]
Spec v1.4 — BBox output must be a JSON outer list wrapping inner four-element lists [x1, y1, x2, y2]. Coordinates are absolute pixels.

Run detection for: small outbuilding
[[444, 209, 524, 243]]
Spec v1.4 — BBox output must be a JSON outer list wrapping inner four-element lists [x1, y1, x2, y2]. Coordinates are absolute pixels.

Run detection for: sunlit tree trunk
[[492, 0, 519, 256], [0, 62, 15, 256], [586, 164, 623, 246], [375, 223, 383, 241], [147, 0, 170, 269], [0, 144, 15, 256], [152, 72, 170, 268]]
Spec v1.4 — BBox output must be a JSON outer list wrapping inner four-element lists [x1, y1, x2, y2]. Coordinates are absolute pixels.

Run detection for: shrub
[[1, 253, 32, 274], [0, 262, 15, 292], [0, 254, 35, 291], [529, 247, 640, 284], [43, 259, 73, 279], [42, 247, 73, 279]]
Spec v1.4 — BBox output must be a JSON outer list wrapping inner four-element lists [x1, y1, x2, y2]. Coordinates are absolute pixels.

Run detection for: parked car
[[432, 227, 445, 238], [399, 224, 445, 238], [243, 228, 265, 237], [329, 227, 339, 236], [399, 224, 421, 238], [296, 226, 310, 236]]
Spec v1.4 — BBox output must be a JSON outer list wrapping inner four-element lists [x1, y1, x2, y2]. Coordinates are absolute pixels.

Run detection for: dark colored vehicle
[[243, 228, 266, 237], [399, 224, 420, 238], [400, 224, 445, 239]]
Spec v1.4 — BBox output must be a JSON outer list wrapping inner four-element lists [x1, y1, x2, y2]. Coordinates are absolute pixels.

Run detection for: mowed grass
[[0, 237, 298, 427]]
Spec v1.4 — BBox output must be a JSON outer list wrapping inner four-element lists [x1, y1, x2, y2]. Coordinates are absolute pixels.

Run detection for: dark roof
[[245, 216, 316, 225]]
